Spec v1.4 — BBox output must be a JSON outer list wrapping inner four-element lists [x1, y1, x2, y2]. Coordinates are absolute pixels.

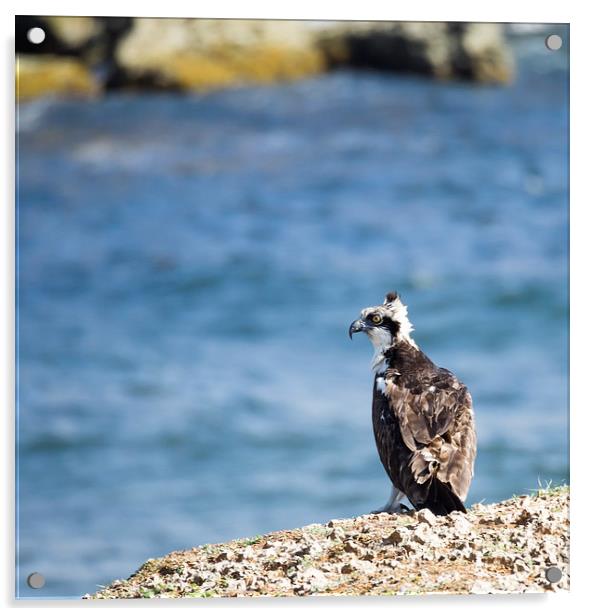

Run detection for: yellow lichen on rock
[[115, 19, 327, 91], [212, 44, 325, 83], [16, 55, 99, 100], [148, 45, 325, 91]]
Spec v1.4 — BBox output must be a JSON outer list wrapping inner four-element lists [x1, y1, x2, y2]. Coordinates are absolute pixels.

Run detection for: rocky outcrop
[[16, 17, 515, 99], [16, 55, 98, 100], [112, 19, 325, 91], [86, 486, 568, 598], [318, 21, 514, 83]]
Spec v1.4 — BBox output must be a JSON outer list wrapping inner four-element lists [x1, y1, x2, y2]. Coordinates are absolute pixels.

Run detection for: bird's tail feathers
[[417, 479, 466, 516]]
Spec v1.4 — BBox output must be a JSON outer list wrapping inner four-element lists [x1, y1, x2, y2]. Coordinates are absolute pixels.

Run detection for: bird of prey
[[349, 291, 476, 515]]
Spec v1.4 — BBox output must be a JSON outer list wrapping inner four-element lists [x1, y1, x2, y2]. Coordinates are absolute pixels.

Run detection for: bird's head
[[349, 291, 415, 354]]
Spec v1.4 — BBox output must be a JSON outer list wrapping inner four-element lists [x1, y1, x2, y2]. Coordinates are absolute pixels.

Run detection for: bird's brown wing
[[373, 367, 476, 509]]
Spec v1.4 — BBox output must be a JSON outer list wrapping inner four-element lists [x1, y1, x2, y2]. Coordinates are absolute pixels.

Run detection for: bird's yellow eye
[[371, 314, 382, 325]]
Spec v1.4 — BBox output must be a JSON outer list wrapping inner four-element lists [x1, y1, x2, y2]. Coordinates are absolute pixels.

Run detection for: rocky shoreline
[[16, 17, 515, 100], [86, 485, 568, 599]]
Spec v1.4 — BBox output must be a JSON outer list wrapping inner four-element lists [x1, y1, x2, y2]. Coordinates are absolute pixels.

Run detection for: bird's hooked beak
[[349, 319, 369, 339]]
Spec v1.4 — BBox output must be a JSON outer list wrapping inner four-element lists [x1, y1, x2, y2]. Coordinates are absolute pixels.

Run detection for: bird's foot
[[371, 503, 410, 515]]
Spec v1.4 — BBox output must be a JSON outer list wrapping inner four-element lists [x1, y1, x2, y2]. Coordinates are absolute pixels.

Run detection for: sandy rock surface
[[16, 55, 99, 100], [87, 485, 568, 599], [114, 19, 326, 91]]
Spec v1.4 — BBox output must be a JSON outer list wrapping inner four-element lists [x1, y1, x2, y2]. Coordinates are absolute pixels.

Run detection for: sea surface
[[16, 33, 569, 598]]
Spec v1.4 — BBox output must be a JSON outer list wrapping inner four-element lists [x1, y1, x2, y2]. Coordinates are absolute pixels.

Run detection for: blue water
[[16, 35, 568, 598]]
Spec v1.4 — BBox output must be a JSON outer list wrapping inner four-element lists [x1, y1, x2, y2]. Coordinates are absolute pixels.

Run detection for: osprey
[[349, 291, 476, 515]]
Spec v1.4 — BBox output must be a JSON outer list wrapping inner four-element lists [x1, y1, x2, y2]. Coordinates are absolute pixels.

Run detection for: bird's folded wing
[[385, 368, 476, 500]]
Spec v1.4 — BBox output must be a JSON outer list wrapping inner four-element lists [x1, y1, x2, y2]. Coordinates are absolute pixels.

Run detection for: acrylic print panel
[[15, 16, 569, 599]]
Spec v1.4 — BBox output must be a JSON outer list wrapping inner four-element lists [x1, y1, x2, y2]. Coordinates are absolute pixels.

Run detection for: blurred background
[[16, 17, 568, 598]]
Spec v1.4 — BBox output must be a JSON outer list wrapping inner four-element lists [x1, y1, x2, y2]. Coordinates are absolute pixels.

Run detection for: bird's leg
[[371, 486, 409, 514]]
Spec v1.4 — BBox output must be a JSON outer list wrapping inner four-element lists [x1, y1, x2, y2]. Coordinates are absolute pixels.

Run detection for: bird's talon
[[370, 503, 410, 515]]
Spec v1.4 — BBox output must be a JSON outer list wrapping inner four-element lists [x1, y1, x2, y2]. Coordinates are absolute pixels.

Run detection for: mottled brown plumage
[[350, 292, 477, 515]]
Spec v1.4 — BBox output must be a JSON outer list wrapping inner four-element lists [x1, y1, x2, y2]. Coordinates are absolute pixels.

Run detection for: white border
[[2, 0, 577, 22], [3, 1, 592, 613]]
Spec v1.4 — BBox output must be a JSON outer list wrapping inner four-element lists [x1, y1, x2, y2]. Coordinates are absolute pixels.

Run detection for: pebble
[[417, 509, 437, 526], [452, 516, 473, 535], [301, 567, 329, 591], [329, 527, 346, 541], [344, 540, 362, 554], [385, 528, 408, 544]]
